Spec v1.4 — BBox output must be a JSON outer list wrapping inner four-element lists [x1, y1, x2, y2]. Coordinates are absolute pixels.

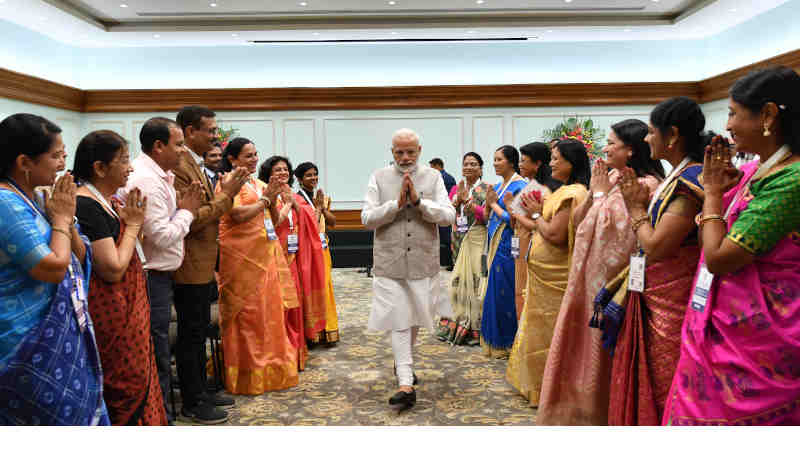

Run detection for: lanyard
[[459, 178, 479, 217], [86, 183, 147, 264], [723, 145, 791, 220], [298, 188, 315, 211], [490, 174, 521, 221], [647, 157, 690, 216], [4, 178, 47, 220]]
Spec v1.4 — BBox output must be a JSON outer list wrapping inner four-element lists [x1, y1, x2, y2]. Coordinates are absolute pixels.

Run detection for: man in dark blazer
[[429, 157, 456, 269], [172, 106, 248, 424]]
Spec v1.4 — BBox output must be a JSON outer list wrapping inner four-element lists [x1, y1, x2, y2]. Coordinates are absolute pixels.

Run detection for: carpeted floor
[[178, 268, 538, 426]]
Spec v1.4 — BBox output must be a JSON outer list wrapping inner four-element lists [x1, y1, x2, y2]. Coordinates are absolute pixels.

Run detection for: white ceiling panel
[[0, 0, 791, 47]]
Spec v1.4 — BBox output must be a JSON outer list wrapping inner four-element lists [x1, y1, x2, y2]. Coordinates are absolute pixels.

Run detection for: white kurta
[[362, 167, 455, 332]]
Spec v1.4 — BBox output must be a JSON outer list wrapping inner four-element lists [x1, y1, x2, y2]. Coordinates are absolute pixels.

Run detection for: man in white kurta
[[361, 128, 456, 409]]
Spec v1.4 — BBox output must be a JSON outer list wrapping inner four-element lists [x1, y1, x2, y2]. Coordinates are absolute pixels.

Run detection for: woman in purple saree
[[664, 67, 800, 425]]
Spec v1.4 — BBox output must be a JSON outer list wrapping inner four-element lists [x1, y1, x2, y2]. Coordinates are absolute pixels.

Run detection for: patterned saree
[[506, 184, 587, 407], [664, 161, 800, 425], [603, 164, 703, 425], [218, 179, 299, 394]]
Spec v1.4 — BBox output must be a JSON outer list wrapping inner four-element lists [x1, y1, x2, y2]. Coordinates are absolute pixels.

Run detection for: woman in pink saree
[[536, 119, 662, 425], [664, 67, 800, 425]]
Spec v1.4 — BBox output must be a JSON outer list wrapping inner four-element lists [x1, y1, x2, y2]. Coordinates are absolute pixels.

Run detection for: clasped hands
[[702, 135, 742, 198], [397, 172, 420, 208]]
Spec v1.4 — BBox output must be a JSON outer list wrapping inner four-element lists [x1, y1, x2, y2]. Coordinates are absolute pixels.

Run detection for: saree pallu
[[218, 181, 299, 394], [480, 222, 517, 358], [439, 224, 487, 345], [0, 243, 110, 425], [507, 184, 587, 407], [309, 195, 339, 344], [664, 162, 800, 425], [608, 245, 700, 425], [88, 225, 166, 425], [538, 176, 658, 425]]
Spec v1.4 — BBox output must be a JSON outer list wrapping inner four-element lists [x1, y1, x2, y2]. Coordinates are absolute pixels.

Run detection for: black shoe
[[388, 390, 416, 409], [181, 401, 229, 425], [204, 391, 235, 409]]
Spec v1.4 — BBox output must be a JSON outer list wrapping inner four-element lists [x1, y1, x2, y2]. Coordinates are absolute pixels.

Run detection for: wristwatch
[[531, 212, 541, 220]]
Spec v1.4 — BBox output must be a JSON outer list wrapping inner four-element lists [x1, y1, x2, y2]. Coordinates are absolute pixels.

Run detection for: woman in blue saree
[[480, 145, 528, 358], [0, 113, 108, 425]]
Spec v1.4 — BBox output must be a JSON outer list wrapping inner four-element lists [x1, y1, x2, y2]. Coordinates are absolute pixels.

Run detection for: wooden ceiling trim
[[0, 68, 85, 112], [698, 48, 800, 103]]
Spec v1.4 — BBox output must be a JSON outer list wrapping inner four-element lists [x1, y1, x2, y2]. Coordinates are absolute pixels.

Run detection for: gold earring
[[763, 124, 772, 137], [667, 143, 674, 151]]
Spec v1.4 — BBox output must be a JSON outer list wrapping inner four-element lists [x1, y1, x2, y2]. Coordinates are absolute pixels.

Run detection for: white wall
[[76, 104, 653, 208], [0, 97, 83, 157]]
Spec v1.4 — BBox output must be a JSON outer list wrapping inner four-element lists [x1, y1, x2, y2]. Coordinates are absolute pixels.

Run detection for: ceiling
[[0, 0, 791, 47]]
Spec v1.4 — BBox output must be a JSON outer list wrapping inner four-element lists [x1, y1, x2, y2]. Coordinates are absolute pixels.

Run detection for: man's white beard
[[397, 162, 416, 173]]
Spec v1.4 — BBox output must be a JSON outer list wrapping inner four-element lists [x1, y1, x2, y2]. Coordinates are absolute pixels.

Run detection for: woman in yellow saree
[[506, 139, 590, 407], [217, 138, 299, 394]]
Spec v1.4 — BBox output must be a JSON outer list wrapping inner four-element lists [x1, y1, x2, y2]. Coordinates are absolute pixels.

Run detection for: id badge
[[264, 218, 278, 241], [456, 215, 469, 233], [287, 233, 299, 254], [691, 264, 714, 312], [320, 232, 328, 249], [71, 282, 87, 332], [628, 253, 646, 293], [511, 237, 520, 259]]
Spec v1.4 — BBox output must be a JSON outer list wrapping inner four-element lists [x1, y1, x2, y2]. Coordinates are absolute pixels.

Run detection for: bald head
[[391, 128, 422, 169]]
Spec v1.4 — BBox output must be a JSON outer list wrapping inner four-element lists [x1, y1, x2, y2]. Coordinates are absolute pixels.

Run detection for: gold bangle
[[631, 215, 650, 233], [699, 214, 726, 227], [51, 227, 71, 238]]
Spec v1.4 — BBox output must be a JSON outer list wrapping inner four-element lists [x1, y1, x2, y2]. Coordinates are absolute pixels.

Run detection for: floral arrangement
[[541, 116, 605, 162], [217, 125, 238, 150]]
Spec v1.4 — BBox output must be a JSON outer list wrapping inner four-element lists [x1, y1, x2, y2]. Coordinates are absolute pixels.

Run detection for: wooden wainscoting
[[699, 48, 800, 103], [0, 68, 84, 112]]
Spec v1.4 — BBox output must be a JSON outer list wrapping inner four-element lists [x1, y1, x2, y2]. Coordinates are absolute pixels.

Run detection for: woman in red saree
[[217, 138, 299, 394], [73, 130, 166, 425], [602, 97, 708, 425], [259, 156, 327, 370], [664, 67, 800, 425]]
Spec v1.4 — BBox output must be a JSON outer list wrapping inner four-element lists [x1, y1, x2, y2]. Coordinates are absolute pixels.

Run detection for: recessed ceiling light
[[391, 31, 398, 35], [231, 33, 238, 37], [313, 32, 320, 36], [476, 0, 485, 4], [153, 34, 160, 38], [565, 0, 572, 3], [120, 3, 128, 7], [299, 1, 308, 5], [388, 0, 397, 4], [210, 2, 217, 6]]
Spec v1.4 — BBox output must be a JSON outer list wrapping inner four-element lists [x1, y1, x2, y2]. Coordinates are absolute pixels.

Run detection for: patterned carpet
[[179, 268, 538, 426]]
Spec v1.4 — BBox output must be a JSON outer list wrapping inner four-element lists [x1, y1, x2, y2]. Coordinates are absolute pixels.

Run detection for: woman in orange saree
[[601, 97, 708, 425], [217, 139, 299, 393], [294, 161, 339, 345], [259, 156, 327, 370]]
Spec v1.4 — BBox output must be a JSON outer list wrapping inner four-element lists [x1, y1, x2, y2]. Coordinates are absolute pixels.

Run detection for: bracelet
[[699, 214, 727, 227], [631, 215, 650, 233], [51, 227, 71, 238]]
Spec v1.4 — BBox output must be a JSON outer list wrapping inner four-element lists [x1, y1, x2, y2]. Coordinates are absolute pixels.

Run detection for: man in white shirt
[[121, 117, 203, 424], [361, 128, 456, 410]]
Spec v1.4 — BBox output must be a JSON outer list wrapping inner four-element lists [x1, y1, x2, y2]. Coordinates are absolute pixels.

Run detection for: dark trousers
[[145, 270, 175, 419], [173, 281, 215, 409], [439, 225, 453, 267]]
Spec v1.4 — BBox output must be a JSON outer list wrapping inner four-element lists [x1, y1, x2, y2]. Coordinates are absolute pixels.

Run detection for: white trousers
[[391, 327, 419, 387]]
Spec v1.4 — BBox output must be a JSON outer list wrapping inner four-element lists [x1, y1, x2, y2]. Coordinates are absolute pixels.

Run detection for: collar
[[138, 153, 172, 181], [186, 146, 204, 167]]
